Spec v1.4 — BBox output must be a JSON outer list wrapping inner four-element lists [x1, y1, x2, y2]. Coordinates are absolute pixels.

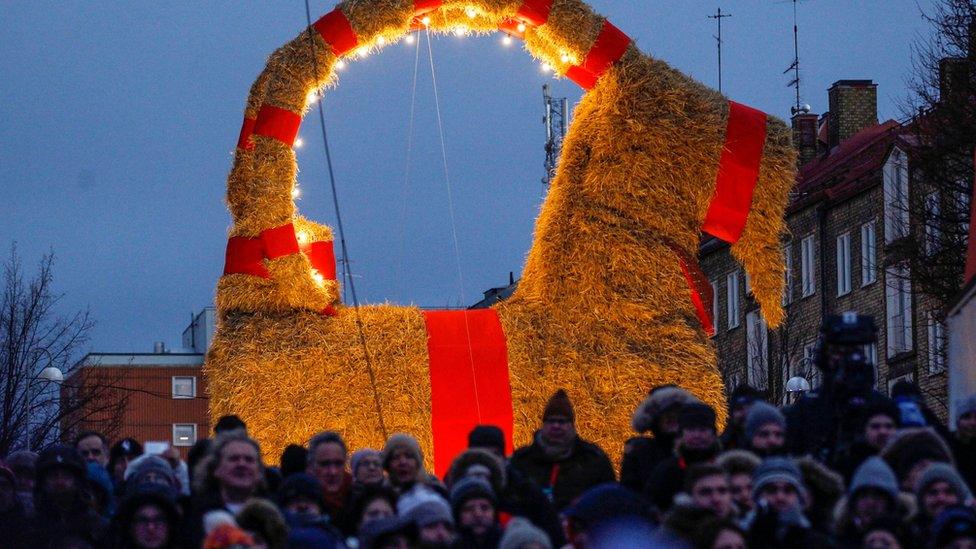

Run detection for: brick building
[[62, 308, 214, 457], [700, 80, 950, 417]]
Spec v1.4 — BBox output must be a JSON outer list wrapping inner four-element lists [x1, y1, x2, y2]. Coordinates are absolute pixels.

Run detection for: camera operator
[[784, 313, 893, 468]]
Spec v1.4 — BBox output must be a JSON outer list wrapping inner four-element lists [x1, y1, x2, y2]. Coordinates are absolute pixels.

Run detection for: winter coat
[[621, 387, 697, 493], [108, 485, 182, 549], [784, 389, 891, 464], [642, 444, 719, 512], [0, 500, 30, 549], [831, 492, 917, 549], [27, 499, 108, 548], [796, 456, 845, 535], [745, 503, 836, 549], [878, 427, 955, 488], [454, 524, 503, 549], [509, 435, 615, 512], [949, 434, 976, 492]]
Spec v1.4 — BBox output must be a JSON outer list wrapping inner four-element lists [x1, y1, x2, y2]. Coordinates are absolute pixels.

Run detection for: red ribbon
[[413, 0, 441, 14], [302, 240, 337, 281], [223, 223, 301, 278], [313, 8, 359, 57], [424, 309, 514, 478], [253, 105, 302, 147], [565, 20, 630, 90], [678, 257, 716, 337], [517, 0, 552, 26], [702, 101, 768, 243], [237, 117, 257, 150]]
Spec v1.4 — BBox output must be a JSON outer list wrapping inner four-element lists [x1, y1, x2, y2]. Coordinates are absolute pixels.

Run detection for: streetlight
[[24, 349, 64, 451]]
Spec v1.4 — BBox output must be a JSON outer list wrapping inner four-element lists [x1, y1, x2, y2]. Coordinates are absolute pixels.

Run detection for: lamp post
[[24, 348, 64, 451]]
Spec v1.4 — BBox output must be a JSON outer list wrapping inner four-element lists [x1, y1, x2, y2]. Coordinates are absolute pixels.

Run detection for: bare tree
[[0, 245, 127, 456]]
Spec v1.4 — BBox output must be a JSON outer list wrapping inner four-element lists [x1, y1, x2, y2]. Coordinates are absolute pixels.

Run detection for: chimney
[[791, 105, 819, 167], [827, 80, 878, 149], [153, 341, 167, 354]]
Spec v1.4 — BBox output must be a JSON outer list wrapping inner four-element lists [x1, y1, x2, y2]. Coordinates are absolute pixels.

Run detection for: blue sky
[[1, 1, 936, 352]]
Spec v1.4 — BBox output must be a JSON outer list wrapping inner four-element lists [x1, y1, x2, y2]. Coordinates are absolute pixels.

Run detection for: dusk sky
[[2, 1, 937, 354]]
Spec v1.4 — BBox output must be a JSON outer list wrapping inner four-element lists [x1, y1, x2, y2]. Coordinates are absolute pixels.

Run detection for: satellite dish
[[785, 376, 811, 393]]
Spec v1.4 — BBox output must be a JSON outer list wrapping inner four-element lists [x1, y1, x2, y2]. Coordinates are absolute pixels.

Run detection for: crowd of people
[[1, 314, 975, 549]]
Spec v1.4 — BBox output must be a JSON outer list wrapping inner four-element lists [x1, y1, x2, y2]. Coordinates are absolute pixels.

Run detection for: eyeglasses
[[316, 459, 345, 468], [133, 515, 168, 526], [359, 460, 382, 469]]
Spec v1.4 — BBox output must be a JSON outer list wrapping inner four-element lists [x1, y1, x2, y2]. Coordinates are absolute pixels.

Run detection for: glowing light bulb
[[405, 34, 416, 44], [294, 137, 304, 148], [335, 59, 346, 70], [312, 271, 325, 286], [560, 52, 571, 63], [376, 36, 386, 46], [465, 6, 477, 18], [356, 46, 370, 58], [501, 35, 513, 46], [297, 231, 310, 244], [421, 16, 431, 26], [517, 22, 526, 33], [454, 26, 467, 37], [292, 186, 302, 199], [540, 62, 552, 73], [306, 91, 319, 105]]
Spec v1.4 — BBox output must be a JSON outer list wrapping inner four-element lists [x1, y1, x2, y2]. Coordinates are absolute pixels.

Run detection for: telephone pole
[[708, 7, 732, 93]]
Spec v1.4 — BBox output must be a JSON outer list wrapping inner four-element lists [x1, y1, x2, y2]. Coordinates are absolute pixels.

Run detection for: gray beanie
[[916, 462, 973, 502], [744, 401, 786, 442], [450, 476, 496, 513], [958, 394, 976, 420], [752, 457, 807, 505], [124, 455, 177, 490], [405, 498, 454, 528], [849, 456, 899, 501], [350, 448, 380, 475], [499, 517, 552, 549]]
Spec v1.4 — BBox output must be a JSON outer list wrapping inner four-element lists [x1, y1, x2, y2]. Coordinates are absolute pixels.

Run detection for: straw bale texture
[[208, 0, 795, 470]]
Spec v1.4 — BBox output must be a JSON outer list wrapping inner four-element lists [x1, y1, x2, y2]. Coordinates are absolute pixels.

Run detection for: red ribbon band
[[253, 105, 302, 147], [237, 117, 257, 150], [302, 240, 337, 282], [517, 0, 552, 27], [565, 20, 630, 90], [702, 101, 768, 243], [313, 8, 359, 57], [223, 223, 304, 278], [424, 309, 514, 478], [413, 0, 442, 14]]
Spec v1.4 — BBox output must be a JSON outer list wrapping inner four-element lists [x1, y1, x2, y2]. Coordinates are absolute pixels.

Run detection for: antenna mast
[[707, 7, 732, 94], [542, 83, 568, 187], [785, 0, 802, 113]]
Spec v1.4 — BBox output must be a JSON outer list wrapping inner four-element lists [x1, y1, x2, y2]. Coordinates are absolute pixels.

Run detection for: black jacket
[[620, 434, 675, 493], [949, 434, 976, 491], [785, 389, 890, 464], [509, 435, 615, 512]]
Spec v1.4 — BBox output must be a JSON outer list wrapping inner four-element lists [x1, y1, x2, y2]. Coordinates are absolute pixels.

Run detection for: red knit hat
[[543, 389, 575, 422]]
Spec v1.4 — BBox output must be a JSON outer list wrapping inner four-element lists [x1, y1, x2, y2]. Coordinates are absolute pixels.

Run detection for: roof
[[76, 352, 204, 368]]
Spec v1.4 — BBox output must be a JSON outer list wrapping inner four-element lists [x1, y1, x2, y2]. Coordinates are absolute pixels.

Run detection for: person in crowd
[[832, 400, 901, 482], [214, 414, 248, 436], [509, 390, 615, 512], [464, 429, 565, 546], [859, 516, 909, 549], [279, 444, 308, 480], [184, 432, 266, 547], [382, 432, 443, 507], [644, 402, 721, 512], [950, 393, 976, 491], [912, 462, 973, 540], [109, 483, 181, 549], [796, 456, 845, 535], [125, 454, 180, 496], [450, 476, 503, 548], [879, 426, 955, 491], [277, 472, 326, 518], [306, 431, 353, 519], [187, 438, 213, 488], [404, 497, 457, 548], [74, 431, 110, 468], [561, 483, 659, 548], [109, 438, 144, 492], [721, 384, 764, 451], [0, 463, 29, 548], [87, 460, 116, 518], [931, 506, 976, 549], [621, 385, 699, 492], [5, 450, 37, 516], [662, 464, 735, 543], [499, 516, 552, 549], [744, 457, 829, 548], [833, 456, 912, 548], [344, 485, 398, 536], [744, 401, 787, 457], [890, 381, 950, 439], [203, 521, 257, 548], [691, 517, 748, 549], [28, 444, 108, 546], [351, 448, 385, 489], [716, 450, 760, 516], [357, 515, 416, 549], [237, 498, 288, 549]]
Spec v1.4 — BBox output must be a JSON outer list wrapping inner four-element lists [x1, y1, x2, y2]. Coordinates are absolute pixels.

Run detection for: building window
[[861, 221, 877, 286], [884, 148, 910, 243], [782, 245, 793, 305], [885, 263, 914, 357], [800, 235, 816, 297], [726, 271, 740, 330], [745, 311, 768, 390], [172, 376, 196, 399], [710, 280, 719, 338], [862, 343, 879, 388], [836, 232, 852, 296], [924, 192, 941, 255], [173, 424, 197, 447], [927, 313, 946, 374]]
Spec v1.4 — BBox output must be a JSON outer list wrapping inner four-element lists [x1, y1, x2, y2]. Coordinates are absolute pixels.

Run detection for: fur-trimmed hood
[[444, 448, 506, 494], [879, 427, 954, 483], [832, 491, 917, 536], [632, 386, 699, 434], [796, 456, 845, 532]]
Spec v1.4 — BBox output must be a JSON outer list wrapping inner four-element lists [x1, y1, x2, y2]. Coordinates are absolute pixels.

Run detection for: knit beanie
[[932, 506, 976, 547], [543, 389, 574, 422], [916, 463, 973, 502], [450, 476, 496, 514], [744, 401, 786, 442], [405, 497, 454, 528], [499, 517, 553, 549], [679, 402, 717, 431], [729, 384, 763, 409], [125, 455, 177, 490], [279, 444, 308, 479], [751, 457, 807, 505], [277, 472, 325, 510], [351, 448, 381, 476], [849, 456, 899, 501], [468, 425, 506, 456], [382, 433, 425, 472], [958, 394, 976, 420]]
